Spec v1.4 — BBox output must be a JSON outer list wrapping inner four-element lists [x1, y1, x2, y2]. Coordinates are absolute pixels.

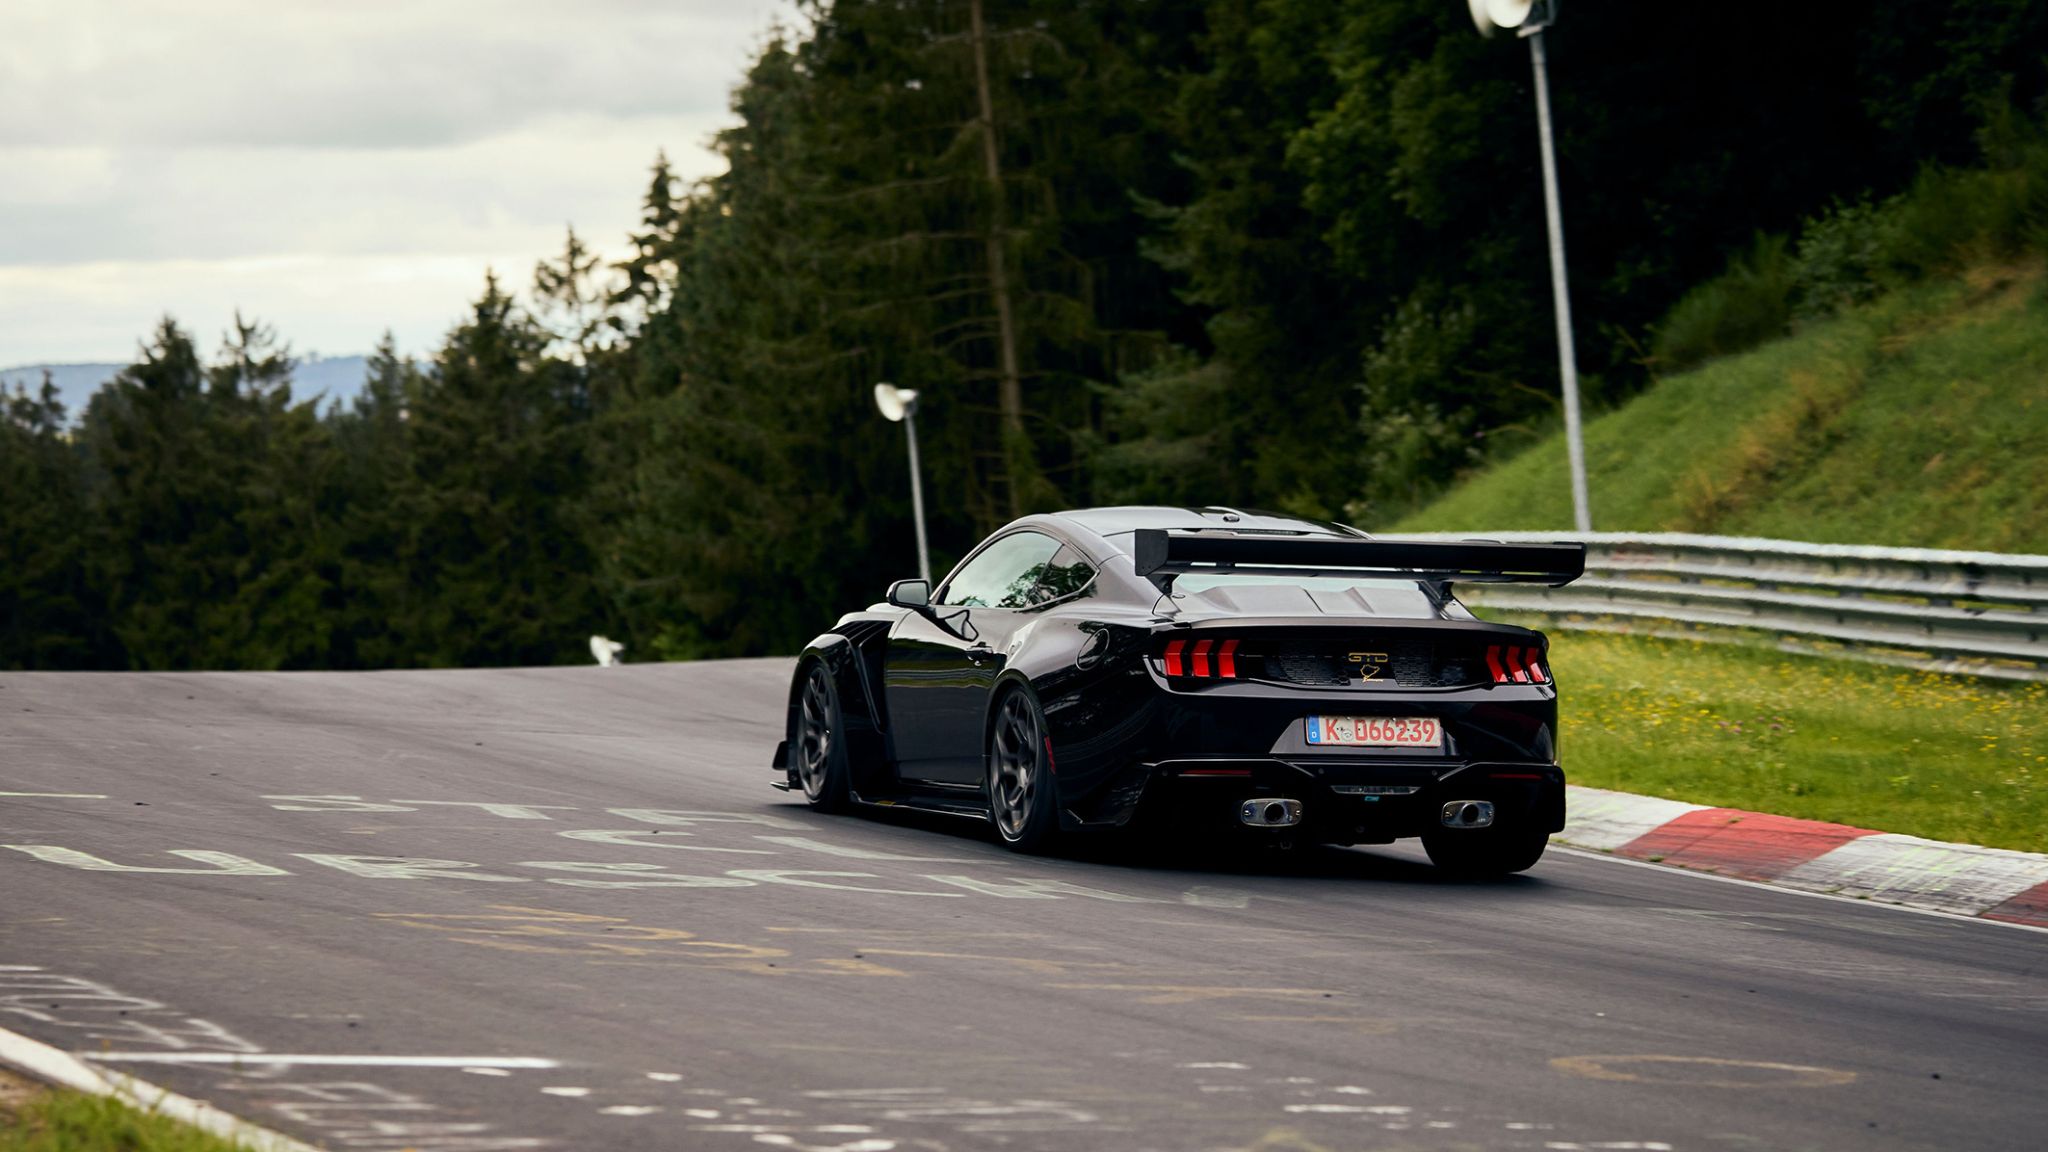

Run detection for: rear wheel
[[988, 689, 1058, 853], [793, 662, 851, 812], [1422, 825, 1548, 878]]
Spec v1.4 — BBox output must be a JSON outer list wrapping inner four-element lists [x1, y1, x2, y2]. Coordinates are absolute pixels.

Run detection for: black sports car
[[773, 507, 1585, 875]]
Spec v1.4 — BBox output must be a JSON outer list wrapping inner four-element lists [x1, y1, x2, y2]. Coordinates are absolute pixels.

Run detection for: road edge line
[[0, 1024, 323, 1152]]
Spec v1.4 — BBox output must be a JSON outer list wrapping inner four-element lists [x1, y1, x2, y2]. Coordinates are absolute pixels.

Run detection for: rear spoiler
[[1129, 529, 1585, 587]]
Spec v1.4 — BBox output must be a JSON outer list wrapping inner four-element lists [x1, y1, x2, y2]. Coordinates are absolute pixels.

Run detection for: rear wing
[[1129, 529, 1585, 587]]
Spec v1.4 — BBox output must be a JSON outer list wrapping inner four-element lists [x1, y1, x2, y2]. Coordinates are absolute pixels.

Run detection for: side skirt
[[851, 783, 993, 823]]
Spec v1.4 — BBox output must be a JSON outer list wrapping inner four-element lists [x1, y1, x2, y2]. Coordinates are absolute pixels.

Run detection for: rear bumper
[[1134, 756, 1564, 843], [1043, 673, 1562, 840]]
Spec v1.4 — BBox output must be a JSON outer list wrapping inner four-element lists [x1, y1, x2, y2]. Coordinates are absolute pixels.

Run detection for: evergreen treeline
[[4, 0, 2043, 669]]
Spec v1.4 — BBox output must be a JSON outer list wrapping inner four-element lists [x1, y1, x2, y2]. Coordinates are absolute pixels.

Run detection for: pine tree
[[394, 273, 601, 666], [0, 376, 100, 667]]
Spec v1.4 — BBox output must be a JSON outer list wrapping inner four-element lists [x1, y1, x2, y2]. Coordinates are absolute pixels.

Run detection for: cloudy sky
[[1, 0, 792, 367]]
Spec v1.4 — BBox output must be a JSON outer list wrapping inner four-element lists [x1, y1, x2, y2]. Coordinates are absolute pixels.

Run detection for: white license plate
[[1305, 715, 1442, 748]]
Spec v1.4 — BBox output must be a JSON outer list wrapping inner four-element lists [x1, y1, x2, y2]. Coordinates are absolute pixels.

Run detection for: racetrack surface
[[2, 661, 2043, 1152]]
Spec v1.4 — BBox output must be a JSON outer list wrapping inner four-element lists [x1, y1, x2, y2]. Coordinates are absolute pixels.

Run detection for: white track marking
[[293, 855, 527, 882], [753, 835, 975, 863], [518, 861, 758, 888], [725, 870, 965, 897], [921, 875, 1162, 902], [87, 1053, 559, 1068], [608, 808, 804, 829], [0, 1024, 322, 1152], [392, 801, 577, 821], [0, 791, 109, 799], [264, 795, 418, 812], [541, 1086, 591, 1097], [2, 846, 289, 875], [559, 828, 774, 854]]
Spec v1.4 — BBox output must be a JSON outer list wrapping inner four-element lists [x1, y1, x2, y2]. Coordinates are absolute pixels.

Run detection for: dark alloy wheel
[[1421, 824, 1548, 878], [988, 688, 1057, 852], [793, 662, 851, 812]]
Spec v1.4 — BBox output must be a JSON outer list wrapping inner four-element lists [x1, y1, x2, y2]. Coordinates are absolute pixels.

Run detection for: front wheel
[[792, 662, 851, 812], [988, 688, 1058, 853], [1422, 826, 1548, 878]]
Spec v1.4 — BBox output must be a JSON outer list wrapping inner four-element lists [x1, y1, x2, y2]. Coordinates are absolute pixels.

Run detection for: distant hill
[[1388, 262, 2048, 554], [1, 355, 373, 421]]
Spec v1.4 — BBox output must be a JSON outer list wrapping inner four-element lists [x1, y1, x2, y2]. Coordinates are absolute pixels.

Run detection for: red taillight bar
[[1485, 645, 1548, 685], [1160, 637, 1241, 679]]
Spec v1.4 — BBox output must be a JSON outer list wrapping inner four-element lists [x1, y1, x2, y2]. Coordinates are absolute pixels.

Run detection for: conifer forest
[[5, 0, 2045, 669]]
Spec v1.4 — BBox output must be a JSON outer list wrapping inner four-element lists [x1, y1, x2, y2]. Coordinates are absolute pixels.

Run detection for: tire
[[1422, 825, 1548, 878], [988, 687, 1058, 853], [792, 661, 852, 813]]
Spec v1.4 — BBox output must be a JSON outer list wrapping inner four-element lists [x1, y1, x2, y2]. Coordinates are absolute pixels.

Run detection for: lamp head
[[873, 383, 918, 423], [1474, 0, 1554, 35]]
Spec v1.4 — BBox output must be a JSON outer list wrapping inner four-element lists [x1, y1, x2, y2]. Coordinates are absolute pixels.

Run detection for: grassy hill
[[1390, 262, 2048, 553]]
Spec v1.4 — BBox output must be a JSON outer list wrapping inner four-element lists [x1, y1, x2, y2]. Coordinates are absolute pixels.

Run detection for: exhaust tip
[[1439, 800, 1496, 829], [1240, 798, 1303, 828]]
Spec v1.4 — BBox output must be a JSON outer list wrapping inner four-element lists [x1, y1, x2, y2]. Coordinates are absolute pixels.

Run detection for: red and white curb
[[0, 1024, 320, 1152], [1559, 785, 2048, 928]]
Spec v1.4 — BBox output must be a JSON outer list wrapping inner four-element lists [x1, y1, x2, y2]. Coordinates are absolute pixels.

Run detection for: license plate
[[1305, 715, 1442, 748]]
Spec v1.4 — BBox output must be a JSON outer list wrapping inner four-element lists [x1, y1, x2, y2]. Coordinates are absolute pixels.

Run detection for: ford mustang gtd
[[772, 507, 1585, 875]]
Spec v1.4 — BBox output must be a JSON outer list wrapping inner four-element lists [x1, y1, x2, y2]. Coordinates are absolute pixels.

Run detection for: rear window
[[1173, 574, 1427, 595], [1172, 573, 1439, 618]]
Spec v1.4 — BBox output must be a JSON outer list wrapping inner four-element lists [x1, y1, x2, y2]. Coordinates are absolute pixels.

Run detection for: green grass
[[1391, 262, 2048, 553], [1542, 626, 2048, 852], [0, 1089, 253, 1152]]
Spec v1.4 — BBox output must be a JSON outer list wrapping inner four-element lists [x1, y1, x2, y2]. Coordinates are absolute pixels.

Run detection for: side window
[[1023, 545, 1095, 606], [940, 532, 1063, 609]]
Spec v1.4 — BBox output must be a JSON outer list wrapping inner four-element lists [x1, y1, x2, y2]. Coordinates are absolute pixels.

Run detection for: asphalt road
[[2, 661, 2044, 1152]]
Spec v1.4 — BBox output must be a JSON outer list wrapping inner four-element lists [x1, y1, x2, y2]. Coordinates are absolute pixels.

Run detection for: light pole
[[1471, 0, 1592, 532], [874, 383, 931, 584]]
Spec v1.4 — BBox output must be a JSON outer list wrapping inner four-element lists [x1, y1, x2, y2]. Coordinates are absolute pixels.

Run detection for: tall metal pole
[[904, 407, 932, 585], [1526, 26, 1593, 532]]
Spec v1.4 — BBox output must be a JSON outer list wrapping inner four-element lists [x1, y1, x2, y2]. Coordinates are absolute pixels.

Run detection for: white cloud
[[0, 0, 794, 366]]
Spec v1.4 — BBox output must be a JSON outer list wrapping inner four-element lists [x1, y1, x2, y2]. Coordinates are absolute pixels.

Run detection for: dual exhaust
[[1237, 797, 1496, 829]]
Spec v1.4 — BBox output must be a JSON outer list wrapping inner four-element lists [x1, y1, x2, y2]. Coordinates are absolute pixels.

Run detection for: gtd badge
[[1347, 652, 1389, 681]]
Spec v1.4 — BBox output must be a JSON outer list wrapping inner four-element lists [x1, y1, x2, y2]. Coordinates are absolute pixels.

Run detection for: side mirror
[[886, 579, 931, 609]]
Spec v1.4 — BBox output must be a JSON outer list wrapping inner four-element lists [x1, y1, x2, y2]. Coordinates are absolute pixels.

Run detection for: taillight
[[1485, 644, 1549, 685], [1161, 637, 1241, 680]]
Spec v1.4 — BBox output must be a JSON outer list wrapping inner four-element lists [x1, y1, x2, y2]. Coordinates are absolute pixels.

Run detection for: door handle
[[967, 643, 994, 666]]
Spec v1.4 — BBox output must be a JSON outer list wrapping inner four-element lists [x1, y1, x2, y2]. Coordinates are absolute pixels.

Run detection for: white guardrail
[[1394, 532, 2048, 682]]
